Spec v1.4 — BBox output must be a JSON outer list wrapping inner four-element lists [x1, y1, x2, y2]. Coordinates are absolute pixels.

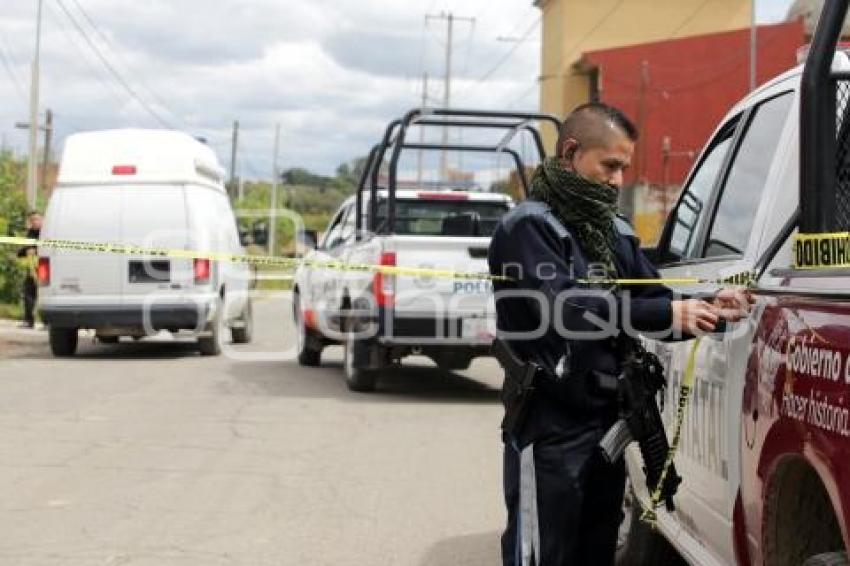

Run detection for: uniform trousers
[[501, 427, 626, 566]]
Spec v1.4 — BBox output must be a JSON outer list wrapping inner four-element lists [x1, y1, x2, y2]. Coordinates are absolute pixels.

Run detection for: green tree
[[0, 152, 28, 307]]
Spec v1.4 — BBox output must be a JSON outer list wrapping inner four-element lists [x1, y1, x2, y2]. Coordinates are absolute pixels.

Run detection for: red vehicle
[[617, 2, 850, 564]]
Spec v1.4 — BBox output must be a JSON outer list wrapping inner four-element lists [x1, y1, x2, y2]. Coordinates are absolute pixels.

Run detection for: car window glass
[[704, 93, 793, 258], [668, 128, 736, 259], [322, 206, 348, 249], [340, 203, 357, 242], [375, 199, 510, 236]]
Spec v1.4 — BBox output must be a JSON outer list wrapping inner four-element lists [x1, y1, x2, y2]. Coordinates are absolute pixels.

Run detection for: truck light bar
[[416, 192, 469, 200]]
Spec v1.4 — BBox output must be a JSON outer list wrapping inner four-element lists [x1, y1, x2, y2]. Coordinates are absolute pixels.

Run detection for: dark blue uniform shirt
[[488, 199, 674, 444]]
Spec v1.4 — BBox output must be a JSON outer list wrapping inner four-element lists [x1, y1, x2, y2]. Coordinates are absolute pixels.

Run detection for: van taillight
[[37, 257, 50, 286], [194, 258, 211, 284], [374, 252, 396, 307], [111, 165, 137, 176]]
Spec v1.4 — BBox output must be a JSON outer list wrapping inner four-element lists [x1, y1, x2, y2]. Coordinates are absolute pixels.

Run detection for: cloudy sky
[[0, 0, 793, 179]]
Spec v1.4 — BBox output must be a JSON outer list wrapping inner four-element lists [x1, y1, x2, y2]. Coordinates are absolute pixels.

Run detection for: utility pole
[[425, 12, 474, 181], [750, 0, 757, 91], [417, 73, 429, 186], [41, 108, 52, 195], [16, 108, 52, 201], [269, 123, 280, 256], [229, 120, 239, 200], [26, 0, 45, 210]]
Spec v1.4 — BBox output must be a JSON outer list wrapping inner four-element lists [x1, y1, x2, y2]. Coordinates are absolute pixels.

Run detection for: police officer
[[17, 211, 42, 328], [488, 103, 750, 565]]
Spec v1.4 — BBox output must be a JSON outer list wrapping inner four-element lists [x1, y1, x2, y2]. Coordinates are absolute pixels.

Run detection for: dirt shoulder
[[0, 325, 48, 359]]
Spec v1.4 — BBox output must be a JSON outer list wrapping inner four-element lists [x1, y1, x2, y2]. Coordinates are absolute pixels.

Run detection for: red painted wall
[[581, 20, 805, 187]]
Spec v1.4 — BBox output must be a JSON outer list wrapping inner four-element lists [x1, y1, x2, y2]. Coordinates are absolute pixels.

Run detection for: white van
[[38, 129, 253, 357]]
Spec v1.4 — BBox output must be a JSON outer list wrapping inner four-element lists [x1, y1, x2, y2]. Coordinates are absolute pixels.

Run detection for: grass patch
[[255, 277, 294, 292], [0, 302, 22, 320]]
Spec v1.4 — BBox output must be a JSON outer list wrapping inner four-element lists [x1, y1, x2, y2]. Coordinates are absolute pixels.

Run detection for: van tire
[[616, 480, 685, 565], [230, 300, 253, 344], [198, 302, 222, 356], [294, 291, 321, 366], [49, 327, 78, 357], [802, 553, 850, 566]]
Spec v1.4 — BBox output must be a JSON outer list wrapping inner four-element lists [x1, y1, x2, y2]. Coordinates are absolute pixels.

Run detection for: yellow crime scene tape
[[3, 230, 845, 529], [0, 236, 761, 286], [0, 234, 812, 523], [639, 337, 702, 527], [0, 236, 499, 281], [794, 232, 850, 270]]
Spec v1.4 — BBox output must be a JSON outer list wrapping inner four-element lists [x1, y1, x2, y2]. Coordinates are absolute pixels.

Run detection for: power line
[[473, 15, 540, 84], [0, 33, 26, 99], [508, 82, 538, 109], [545, 0, 626, 82], [65, 0, 187, 128], [52, 0, 173, 128], [43, 0, 129, 108], [500, 0, 626, 109], [460, 17, 476, 81], [667, 0, 712, 39]]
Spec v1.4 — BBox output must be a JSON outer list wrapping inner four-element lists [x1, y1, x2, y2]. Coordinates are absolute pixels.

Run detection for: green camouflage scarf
[[529, 157, 619, 277]]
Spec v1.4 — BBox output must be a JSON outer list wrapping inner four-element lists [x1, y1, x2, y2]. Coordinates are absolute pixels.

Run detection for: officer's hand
[[671, 299, 720, 334], [712, 288, 754, 323]]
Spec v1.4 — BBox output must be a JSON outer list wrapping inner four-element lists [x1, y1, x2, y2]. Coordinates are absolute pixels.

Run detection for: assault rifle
[[598, 338, 682, 511]]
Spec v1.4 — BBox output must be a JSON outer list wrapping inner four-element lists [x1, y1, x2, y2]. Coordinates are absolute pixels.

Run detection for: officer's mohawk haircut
[[556, 102, 638, 158]]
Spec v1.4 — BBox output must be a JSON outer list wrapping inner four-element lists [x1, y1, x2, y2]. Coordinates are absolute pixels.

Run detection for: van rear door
[[42, 186, 123, 305], [119, 186, 191, 305]]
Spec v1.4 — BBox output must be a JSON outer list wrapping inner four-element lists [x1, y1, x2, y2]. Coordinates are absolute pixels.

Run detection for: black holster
[[492, 339, 545, 436]]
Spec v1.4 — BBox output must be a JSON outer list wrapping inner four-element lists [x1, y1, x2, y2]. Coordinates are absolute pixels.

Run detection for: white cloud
[[0, 0, 793, 178]]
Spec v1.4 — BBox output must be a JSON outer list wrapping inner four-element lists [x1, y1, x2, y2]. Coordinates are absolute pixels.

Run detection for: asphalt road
[[0, 294, 506, 565]]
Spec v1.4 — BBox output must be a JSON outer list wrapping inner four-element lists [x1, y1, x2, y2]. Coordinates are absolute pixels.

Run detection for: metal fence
[[837, 80, 850, 230]]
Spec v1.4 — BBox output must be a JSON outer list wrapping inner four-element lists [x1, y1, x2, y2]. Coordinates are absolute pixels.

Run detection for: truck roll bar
[[353, 108, 562, 235], [800, 0, 850, 233]]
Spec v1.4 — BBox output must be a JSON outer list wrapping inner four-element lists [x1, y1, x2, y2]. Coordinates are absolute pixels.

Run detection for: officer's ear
[[559, 138, 579, 167]]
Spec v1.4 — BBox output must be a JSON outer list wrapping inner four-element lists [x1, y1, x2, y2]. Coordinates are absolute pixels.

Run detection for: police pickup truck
[[292, 109, 561, 391], [618, 3, 850, 565]]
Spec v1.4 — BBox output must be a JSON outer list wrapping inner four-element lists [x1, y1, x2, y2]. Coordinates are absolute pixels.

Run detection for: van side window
[[703, 93, 793, 258], [668, 125, 736, 260], [322, 206, 349, 249]]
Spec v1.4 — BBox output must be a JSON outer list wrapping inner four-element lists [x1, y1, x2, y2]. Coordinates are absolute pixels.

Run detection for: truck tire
[[230, 300, 253, 344], [616, 480, 685, 566], [802, 553, 850, 566], [293, 292, 322, 367], [49, 327, 78, 357], [198, 301, 222, 356], [343, 320, 377, 392]]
